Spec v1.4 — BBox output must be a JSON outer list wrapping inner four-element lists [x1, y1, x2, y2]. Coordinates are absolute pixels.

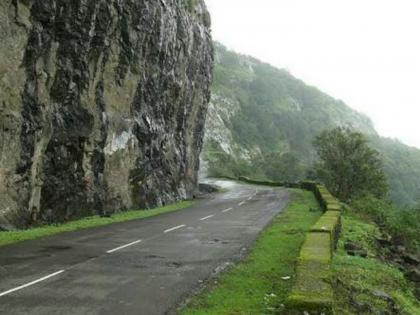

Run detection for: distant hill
[[202, 43, 420, 207]]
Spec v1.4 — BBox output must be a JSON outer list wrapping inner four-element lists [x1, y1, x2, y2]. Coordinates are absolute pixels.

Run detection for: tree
[[262, 152, 303, 182], [313, 127, 388, 201]]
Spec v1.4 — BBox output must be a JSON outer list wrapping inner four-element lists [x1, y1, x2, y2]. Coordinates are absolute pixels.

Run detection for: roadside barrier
[[234, 177, 341, 314]]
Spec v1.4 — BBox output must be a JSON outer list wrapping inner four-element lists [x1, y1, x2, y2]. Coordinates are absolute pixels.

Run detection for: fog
[[206, 0, 420, 149]]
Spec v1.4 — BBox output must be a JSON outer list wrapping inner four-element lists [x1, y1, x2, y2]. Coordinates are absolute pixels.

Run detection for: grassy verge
[[181, 189, 322, 315], [0, 201, 193, 248], [333, 212, 420, 314]]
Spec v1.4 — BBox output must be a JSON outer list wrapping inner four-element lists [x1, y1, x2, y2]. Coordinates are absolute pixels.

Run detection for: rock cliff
[[0, 0, 213, 229]]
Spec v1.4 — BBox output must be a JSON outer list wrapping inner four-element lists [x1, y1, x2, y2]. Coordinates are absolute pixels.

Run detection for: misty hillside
[[203, 43, 420, 207]]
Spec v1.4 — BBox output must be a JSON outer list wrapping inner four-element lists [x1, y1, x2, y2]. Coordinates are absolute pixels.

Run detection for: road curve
[[0, 180, 289, 315]]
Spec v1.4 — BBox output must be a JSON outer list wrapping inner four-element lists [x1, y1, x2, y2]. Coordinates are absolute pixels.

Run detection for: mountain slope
[[203, 43, 420, 207]]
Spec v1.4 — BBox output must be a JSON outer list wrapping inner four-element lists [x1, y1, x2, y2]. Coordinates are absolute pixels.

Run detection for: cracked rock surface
[[0, 0, 213, 228]]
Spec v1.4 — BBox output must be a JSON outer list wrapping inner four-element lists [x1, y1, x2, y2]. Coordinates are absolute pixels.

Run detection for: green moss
[[298, 232, 332, 263], [323, 196, 338, 204], [287, 285, 333, 315], [312, 185, 341, 211], [185, 0, 198, 12], [0, 201, 193, 247], [238, 176, 285, 187], [322, 210, 341, 218], [299, 181, 318, 192], [326, 203, 342, 211], [311, 214, 341, 249], [287, 232, 333, 314], [311, 217, 339, 235], [285, 185, 339, 315]]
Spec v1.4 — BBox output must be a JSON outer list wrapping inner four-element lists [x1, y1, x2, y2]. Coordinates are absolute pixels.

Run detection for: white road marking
[[222, 207, 233, 213], [238, 201, 246, 206], [106, 240, 143, 254], [249, 190, 258, 200], [164, 224, 186, 233], [200, 214, 214, 221], [0, 270, 65, 297]]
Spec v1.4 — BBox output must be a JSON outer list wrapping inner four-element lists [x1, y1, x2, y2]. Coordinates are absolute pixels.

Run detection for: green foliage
[[205, 43, 420, 208], [185, 0, 198, 12], [204, 140, 303, 183], [203, 140, 263, 179], [181, 190, 322, 315], [260, 152, 304, 182], [369, 135, 420, 207], [351, 195, 420, 253], [0, 201, 193, 247], [312, 127, 388, 201]]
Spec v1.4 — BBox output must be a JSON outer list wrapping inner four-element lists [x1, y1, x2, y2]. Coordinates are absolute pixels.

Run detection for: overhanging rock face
[[0, 0, 213, 228]]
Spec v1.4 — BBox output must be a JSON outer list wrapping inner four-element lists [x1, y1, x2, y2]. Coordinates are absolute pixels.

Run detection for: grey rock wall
[[0, 0, 213, 228]]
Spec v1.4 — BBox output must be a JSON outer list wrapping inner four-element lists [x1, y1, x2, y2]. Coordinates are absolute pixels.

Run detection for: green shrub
[[351, 195, 420, 252], [185, 0, 197, 12], [313, 127, 389, 202]]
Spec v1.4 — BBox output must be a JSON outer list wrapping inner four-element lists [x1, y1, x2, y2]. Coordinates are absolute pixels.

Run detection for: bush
[[313, 127, 389, 202], [351, 195, 420, 252], [185, 0, 198, 12]]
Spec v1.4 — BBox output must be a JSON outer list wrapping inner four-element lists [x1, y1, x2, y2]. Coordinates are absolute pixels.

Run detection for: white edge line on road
[[106, 239, 143, 254], [164, 224, 186, 233], [249, 190, 258, 200], [199, 214, 215, 221], [0, 270, 65, 298], [238, 201, 246, 206], [222, 207, 233, 213]]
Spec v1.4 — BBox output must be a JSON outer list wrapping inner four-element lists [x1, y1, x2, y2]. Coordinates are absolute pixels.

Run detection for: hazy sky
[[205, 0, 420, 149]]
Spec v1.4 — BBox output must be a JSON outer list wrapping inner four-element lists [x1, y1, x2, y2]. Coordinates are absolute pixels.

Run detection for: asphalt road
[[0, 180, 289, 315]]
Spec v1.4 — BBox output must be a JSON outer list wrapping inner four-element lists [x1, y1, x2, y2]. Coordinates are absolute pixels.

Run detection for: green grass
[[181, 189, 322, 315], [332, 212, 420, 315], [0, 201, 193, 248]]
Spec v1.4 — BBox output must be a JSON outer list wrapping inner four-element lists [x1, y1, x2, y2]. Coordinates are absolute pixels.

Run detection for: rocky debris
[[350, 298, 370, 314], [345, 242, 368, 258], [347, 249, 368, 258], [344, 242, 362, 251], [0, 0, 213, 228], [394, 245, 406, 254], [371, 290, 399, 314], [376, 237, 393, 247], [349, 288, 399, 314], [415, 287, 420, 300], [406, 268, 420, 283], [371, 290, 393, 302], [198, 183, 219, 194], [99, 210, 112, 218], [0, 222, 16, 232], [375, 234, 420, 286], [402, 253, 420, 266]]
